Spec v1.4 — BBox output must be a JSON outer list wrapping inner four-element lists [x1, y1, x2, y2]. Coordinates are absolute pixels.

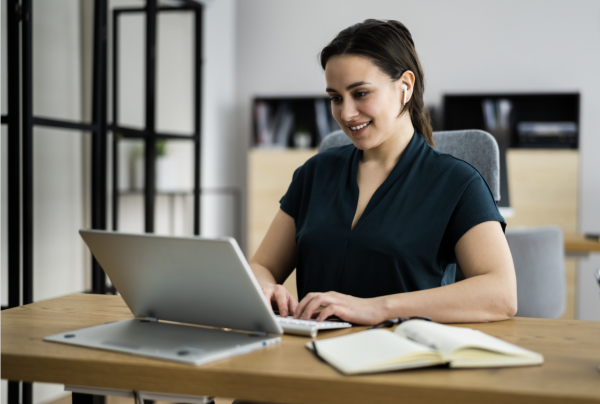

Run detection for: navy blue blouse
[[280, 132, 505, 300]]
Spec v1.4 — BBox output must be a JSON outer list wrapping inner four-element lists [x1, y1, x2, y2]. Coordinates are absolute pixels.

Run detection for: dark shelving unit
[[1, 2, 205, 404], [443, 93, 580, 149], [253, 96, 340, 148]]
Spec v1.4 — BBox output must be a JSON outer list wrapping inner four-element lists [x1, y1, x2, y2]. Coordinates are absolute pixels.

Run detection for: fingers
[[271, 285, 300, 318], [293, 292, 313, 319], [289, 295, 299, 317], [315, 304, 339, 322], [272, 285, 292, 317], [297, 292, 334, 320], [262, 284, 297, 317], [261, 285, 282, 313], [261, 286, 275, 303]]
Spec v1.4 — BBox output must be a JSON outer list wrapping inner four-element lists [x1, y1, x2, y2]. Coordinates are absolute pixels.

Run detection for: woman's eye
[[354, 91, 368, 98], [330, 96, 342, 104]]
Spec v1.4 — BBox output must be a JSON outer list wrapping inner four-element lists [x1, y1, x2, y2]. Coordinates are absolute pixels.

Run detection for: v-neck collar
[[348, 131, 423, 231]]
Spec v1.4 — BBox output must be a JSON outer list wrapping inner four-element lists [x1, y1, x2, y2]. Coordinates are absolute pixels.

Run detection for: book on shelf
[[274, 102, 294, 148], [517, 122, 577, 136], [314, 99, 330, 144], [254, 100, 295, 148], [254, 101, 272, 146], [307, 320, 543, 375]]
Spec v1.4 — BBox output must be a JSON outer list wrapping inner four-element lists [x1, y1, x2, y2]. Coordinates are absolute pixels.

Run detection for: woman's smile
[[348, 120, 372, 134]]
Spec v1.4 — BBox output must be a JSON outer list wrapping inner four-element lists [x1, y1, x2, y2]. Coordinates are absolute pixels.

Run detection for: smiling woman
[[248, 19, 517, 328]]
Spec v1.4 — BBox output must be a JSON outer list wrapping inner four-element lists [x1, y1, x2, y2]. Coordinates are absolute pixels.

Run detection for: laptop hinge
[[145, 317, 158, 322], [252, 331, 268, 337]]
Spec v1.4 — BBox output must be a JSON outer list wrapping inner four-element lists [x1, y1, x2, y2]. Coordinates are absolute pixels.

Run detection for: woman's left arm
[[295, 221, 517, 324]]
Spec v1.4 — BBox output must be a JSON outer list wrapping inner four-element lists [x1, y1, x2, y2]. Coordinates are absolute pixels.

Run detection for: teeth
[[350, 122, 370, 130]]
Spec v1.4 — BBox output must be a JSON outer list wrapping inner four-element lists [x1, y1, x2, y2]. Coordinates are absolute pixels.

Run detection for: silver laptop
[[44, 230, 283, 365]]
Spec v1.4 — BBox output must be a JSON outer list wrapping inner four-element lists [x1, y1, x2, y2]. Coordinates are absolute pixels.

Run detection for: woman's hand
[[262, 284, 298, 318], [294, 291, 386, 326]]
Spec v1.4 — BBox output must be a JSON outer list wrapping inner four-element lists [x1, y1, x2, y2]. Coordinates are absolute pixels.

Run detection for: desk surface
[[2, 294, 600, 404], [564, 233, 600, 253]]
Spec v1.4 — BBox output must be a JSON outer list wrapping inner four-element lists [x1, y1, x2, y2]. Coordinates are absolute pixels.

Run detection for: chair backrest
[[505, 226, 566, 319], [319, 129, 500, 202]]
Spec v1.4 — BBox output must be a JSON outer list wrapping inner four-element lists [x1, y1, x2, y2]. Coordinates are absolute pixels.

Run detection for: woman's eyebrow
[[326, 81, 371, 93]]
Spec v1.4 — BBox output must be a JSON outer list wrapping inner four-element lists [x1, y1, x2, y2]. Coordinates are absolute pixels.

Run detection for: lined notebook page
[[311, 329, 440, 373], [395, 320, 542, 359]]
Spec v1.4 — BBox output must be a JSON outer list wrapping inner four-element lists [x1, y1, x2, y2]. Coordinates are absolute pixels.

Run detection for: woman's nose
[[340, 99, 359, 122]]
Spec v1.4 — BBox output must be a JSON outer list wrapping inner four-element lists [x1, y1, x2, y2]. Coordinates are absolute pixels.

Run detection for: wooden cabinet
[[248, 149, 318, 299], [504, 149, 578, 232]]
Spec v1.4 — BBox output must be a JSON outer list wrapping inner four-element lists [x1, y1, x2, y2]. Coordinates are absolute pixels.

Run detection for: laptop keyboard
[[275, 315, 352, 338]]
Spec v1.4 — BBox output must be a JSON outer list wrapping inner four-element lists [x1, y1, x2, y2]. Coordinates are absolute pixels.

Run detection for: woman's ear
[[399, 70, 415, 105]]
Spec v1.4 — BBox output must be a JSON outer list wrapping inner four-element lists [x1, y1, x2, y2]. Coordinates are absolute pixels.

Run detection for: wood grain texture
[[2, 294, 600, 404], [562, 257, 577, 320], [248, 149, 317, 299], [564, 233, 600, 253], [504, 149, 579, 233]]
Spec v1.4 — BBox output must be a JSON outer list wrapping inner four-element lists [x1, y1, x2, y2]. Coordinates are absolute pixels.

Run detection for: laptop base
[[44, 319, 281, 365]]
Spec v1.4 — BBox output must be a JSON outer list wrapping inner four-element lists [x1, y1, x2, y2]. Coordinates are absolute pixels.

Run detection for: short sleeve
[[279, 165, 304, 220], [445, 174, 506, 248]]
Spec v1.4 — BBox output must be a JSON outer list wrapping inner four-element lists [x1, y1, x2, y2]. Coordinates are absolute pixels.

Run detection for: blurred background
[[2, 1, 600, 403]]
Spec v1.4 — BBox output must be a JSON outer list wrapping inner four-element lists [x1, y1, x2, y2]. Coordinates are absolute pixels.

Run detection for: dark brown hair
[[320, 19, 434, 147]]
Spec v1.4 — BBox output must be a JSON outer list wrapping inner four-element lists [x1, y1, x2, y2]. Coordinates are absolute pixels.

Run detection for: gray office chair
[[505, 226, 566, 318], [319, 129, 501, 202]]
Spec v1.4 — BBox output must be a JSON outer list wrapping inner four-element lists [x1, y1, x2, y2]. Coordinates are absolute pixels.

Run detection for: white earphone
[[402, 83, 408, 106]]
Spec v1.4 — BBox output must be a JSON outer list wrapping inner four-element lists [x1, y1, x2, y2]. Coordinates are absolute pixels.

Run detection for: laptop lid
[[79, 230, 283, 335]]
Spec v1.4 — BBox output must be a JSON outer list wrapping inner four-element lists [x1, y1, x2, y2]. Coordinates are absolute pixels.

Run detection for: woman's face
[[325, 55, 409, 150]]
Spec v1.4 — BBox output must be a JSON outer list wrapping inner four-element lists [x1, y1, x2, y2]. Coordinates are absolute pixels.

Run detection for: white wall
[[112, 0, 240, 244], [235, 0, 600, 236], [201, 0, 240, 243]]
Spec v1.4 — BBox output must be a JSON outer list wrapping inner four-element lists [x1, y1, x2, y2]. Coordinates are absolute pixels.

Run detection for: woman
[[249, 19, 517, 325]]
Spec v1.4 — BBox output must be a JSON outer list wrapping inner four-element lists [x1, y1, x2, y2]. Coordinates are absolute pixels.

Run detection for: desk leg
[[7, 381, 32, 404], [72, 393, 105, 404], [23, 383, 32, 404], [8, 381, 19, 404]]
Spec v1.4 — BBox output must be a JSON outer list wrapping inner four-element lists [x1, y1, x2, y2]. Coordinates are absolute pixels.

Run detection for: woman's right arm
[[249, 209, 298, 317]]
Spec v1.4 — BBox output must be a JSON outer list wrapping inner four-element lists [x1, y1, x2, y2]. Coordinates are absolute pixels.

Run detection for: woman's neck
[[362, 117, 415, 168]]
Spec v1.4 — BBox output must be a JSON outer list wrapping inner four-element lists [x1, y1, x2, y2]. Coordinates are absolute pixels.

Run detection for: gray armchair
[[505, 226, 566, 318]]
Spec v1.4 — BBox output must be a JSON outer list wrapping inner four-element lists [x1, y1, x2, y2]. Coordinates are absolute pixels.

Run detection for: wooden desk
[[2, 294, 600, 404], [564, 233, 600, 254]]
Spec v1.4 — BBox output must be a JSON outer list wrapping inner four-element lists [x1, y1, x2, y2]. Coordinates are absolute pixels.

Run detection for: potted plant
[[130, 139, 172, 191]]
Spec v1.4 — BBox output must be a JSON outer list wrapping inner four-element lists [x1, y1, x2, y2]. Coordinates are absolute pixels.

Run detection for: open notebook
[[308, 320, 543, 375]]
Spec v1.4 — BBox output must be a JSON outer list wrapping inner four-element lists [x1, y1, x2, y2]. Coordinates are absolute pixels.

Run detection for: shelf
[[253, 96, 340, 148]]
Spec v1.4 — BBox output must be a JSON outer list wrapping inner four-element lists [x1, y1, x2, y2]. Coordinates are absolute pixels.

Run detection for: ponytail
[[408, 96, 434, 147]]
